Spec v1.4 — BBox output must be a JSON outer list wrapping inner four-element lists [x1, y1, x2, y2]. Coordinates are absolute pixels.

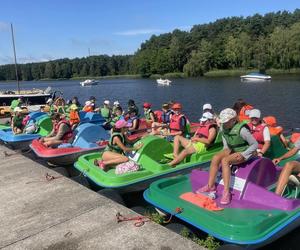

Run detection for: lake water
[[1, 76, 300, 248], [1, 76, 299, 129]]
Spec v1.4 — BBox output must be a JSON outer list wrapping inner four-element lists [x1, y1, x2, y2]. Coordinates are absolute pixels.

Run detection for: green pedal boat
[[74, 135, 223, 191], [144, 157, 300, 249]]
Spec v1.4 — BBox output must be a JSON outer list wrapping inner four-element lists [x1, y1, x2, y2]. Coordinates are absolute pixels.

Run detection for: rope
[[26, 172, 63, 184], [163, 207, 184, 224], [116, 212, 151, 227]]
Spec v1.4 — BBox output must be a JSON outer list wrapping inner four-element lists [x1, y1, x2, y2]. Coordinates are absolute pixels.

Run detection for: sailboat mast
[[10, 23, 20, 94]]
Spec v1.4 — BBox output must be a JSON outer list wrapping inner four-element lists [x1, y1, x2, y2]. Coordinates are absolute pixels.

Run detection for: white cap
[[85, 100, 92, 106], [14, 107, 22, 112], [113, 101, 120, 106], [46, 98, 53, 104], [104, 100, 110, 105], [200, 112, 214, 122], [249, 109, 261, 119], [219, 108, 237, 124], [203, 103, 212, 110]]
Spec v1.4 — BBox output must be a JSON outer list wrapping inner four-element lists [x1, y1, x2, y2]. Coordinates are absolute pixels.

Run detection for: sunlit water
[[1, 76, 299, 128]]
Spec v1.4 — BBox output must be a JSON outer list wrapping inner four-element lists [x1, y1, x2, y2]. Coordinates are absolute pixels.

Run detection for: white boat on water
[[156, 78, 171, 85], [240, 72, 271, 81], [80, 79, 99, 86]]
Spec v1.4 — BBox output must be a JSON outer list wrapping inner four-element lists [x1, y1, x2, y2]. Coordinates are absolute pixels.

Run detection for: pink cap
[[115, 119, 128, 129]]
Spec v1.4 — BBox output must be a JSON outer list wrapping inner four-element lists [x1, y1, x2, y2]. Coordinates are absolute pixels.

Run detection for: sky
[[0, 0, 299, 65]]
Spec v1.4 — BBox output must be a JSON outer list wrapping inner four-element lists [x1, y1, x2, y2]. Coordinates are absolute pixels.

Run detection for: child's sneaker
[[220, 191, 232, 205], [94, 159, 106, 170], [195, 184, 216, 196]]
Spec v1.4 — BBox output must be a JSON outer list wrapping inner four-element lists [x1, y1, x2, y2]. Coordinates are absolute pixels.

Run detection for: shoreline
[[0, 68, 299, 83]]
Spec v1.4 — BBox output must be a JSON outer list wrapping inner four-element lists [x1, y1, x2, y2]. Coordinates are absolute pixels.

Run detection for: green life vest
[[144, 109, 155, 121], [101, 107, 111, 120], [10, 99, 20, 110], [110, 115, 121, 126], [221, 122, 248, 152], [106, 132, 125, 154]]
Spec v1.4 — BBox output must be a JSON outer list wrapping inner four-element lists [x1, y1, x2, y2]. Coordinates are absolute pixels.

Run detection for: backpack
[[115, 160, 140, 175]]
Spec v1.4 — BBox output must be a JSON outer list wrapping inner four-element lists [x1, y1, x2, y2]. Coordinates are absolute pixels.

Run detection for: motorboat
[[0, 87, 52, 107], [240, 72, 271, 81], [156, 78, 171, 85], [80, 79, 99, 86]]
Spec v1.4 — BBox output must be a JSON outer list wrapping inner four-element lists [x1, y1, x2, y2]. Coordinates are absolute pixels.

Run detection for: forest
[[0, 9, 300, 81]]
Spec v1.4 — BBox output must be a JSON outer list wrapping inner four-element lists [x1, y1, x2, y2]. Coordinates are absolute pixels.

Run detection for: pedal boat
[[30, 123, 110, 165], [144, 157, 300, 249], [74, 134, 223, 191]]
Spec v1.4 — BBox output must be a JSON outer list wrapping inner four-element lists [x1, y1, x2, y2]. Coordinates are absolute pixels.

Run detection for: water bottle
[[208, 192, 217, 200]]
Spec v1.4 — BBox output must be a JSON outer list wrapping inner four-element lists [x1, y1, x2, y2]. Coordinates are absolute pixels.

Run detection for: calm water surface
[[1, 76, 300, 248], [1, 76, 299, 128]]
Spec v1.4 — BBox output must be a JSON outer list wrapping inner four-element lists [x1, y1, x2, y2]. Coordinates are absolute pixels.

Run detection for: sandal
[[94, 159, 106, 170]]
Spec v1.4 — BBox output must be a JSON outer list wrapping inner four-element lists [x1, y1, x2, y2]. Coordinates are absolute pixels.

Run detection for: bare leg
[[102, 151, 129, 167], [207, 149, 231, 188], [44, 139, 64, 147], [169, 145, 196, 166], [173, 135, 191, 158], [221, 153, 246, 193], [275, 161, 300, 195]]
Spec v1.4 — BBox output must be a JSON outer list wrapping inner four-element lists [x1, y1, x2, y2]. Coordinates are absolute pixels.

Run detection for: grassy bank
[[204, 68, 300, 77]]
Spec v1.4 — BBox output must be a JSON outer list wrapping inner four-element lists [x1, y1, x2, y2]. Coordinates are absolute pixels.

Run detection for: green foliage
[[144, 210, 165, 224], [1, 10, 300, 81], [180, 227, 220, 250]]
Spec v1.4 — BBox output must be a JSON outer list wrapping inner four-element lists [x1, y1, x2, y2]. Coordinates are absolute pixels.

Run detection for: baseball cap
[[200, 112, 214, 122], [203, 103, 212, 110], [113, 101, 120, 106], [14, 107, 23, 112], [143, 102, 151, 108], [249, 109, 261, 119], [219, 108, 237, 124], [104, 100, 110, 105], [69, 104, 78, 110]]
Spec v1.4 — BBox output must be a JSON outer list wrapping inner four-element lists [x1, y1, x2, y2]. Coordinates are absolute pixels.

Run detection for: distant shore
[[1, 68, 299, 83]]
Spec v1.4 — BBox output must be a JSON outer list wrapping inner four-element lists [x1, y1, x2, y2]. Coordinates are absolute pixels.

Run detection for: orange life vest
[[154, 110, 163, 123], [83, 106, 93, 112], [291, 133, 300, 144], [169, 113, 185, 133], [195, 122, 216, 139], [69, 110, 80, 126], [239, 104, 253, 122], [248, 122, 266, 149], [263, 116, 283, 136]]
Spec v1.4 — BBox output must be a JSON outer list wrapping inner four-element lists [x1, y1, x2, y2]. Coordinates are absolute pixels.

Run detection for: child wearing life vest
[[126, 108, 140, 132], [197, 108, 258, 205], [94, 120, 143, 171], [247, 109, 271, 157], [40, 113, 73, 147], [11, 107, 24, 134], [263, 116, 289, 148], [69, 104, 80, 129], [151, 103, 173, 135], [99, 100, 112, 122], [164, 103, 188, 140], [143, 102, 156, 124], [168, 112, 218, 167], [273, 137, 300, 196], [83, 101, 94, 112], [232, 99, 253, 122]]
